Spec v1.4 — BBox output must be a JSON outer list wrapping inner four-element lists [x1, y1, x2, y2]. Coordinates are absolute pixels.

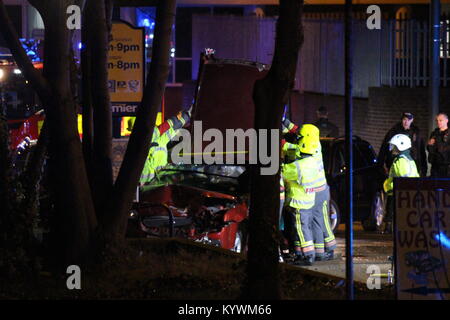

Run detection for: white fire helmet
[[389, 134, 411, 152]]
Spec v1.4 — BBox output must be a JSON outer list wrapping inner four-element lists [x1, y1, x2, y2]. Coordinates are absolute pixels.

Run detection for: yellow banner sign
[[108, 21, 145, 103]]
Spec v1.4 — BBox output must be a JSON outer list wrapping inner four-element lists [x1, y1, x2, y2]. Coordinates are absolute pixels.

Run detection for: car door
[[327, 138, 379, 221]]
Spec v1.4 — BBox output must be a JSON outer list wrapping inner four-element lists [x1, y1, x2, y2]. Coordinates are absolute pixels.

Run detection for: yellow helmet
[[298, 136, 319, 155], [299, 124, 320, 139]]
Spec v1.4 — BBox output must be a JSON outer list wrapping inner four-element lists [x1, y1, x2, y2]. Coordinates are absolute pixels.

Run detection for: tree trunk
[[243, 0, 304, 300], [81, 1, 94, 191], [38, 0, 97, 267], [83, 0, 114, 226], [1, 0, 177, 267], [106, 0, 177, 238]]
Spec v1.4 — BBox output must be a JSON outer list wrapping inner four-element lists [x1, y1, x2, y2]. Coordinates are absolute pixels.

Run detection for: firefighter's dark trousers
[[311, 185, 336, 258], [286, 206, 315, 259]]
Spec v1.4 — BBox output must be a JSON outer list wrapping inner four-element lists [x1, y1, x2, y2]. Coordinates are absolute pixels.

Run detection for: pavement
[[291, 222, 395, 286]]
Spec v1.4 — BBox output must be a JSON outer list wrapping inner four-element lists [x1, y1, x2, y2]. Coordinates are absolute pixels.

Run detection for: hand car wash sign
[[395, 179, 450, 300], [108, 20, 145, 116]]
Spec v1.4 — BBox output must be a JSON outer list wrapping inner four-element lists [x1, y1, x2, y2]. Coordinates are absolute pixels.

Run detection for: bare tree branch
[[0, 0, 51, 102], [105, 0, 114, 40], [107, 0, 177, 237], [81, 1, 94, 175], [80, 0, 114, 225]]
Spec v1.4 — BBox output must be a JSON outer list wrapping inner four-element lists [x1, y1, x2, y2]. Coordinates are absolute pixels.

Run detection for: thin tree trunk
[[84, 0, 114, 225], [37, 0, 97, 267], [81, 2, 94, 190], [243, 0, 304, 300], [106, 0, 177, 237]]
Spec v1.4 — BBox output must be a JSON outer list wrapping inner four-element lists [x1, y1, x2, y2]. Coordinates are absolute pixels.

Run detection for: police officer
[[140, 107, 191, 186], [378, 112, 427, 177], [282, 136, 320, 266], [427, 112, 450, 177], [383, 134, 419, 233]]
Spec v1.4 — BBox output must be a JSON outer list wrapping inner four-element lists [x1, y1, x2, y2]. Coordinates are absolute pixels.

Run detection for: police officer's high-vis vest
[[282, 155, 319, 210], [383, 153, 419, 194]]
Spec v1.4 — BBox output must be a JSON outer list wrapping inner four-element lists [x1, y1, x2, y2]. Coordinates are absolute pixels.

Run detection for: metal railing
[[382, 17, 450, 88], [168, 56, 193, 86]]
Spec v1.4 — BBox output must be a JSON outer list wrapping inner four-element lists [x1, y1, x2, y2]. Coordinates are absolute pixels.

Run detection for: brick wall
[[364, 87, 450, 153], [290, 91, 369, 146], [292, 88, 450, 154]]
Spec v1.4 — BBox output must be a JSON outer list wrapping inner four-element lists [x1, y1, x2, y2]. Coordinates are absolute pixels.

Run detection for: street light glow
[[0, 68, 4, 80], [14, 69, 22, 74]]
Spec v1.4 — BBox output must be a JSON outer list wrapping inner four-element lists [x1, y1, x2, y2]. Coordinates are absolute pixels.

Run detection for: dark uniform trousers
[[311, 185, 336, 258], [285, 206, 315, 259]]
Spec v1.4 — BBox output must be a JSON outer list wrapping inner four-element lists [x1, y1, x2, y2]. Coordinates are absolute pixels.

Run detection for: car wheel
[[363, 191, 385, 232], [329, 200, 340, 231]]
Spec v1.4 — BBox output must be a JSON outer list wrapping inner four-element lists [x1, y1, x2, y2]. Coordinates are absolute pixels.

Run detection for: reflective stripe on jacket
[[282, 118, 299, 135], [312, 148, 327, 188], [139, 112, 190, 185], [282, 155, 318, 209]]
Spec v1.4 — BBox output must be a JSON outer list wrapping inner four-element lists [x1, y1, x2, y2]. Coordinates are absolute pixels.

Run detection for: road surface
[[294, 222, 394, 287]]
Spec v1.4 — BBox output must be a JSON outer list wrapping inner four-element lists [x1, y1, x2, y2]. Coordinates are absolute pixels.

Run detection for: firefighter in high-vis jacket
[[140, 108, 191, 186], [279, 117, 301, 260], [298, 124, 336, 261], [282, 136, 321, 265], [383, 134, 419, 232]]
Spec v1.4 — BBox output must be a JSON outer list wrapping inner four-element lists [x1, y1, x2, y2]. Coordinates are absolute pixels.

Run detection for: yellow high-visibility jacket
[[282, 155, 320, 210], [383, 154, 419, 194], [140, 112, 189, 185]]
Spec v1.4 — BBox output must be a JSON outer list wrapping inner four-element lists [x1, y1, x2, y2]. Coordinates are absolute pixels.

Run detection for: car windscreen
[[331, 139, 377, 172], [355, 140, 378, 167]]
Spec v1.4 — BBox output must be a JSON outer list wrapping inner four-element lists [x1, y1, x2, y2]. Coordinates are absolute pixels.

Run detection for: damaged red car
[[127, 165, 250, 252], [126, 55, 268, 252]]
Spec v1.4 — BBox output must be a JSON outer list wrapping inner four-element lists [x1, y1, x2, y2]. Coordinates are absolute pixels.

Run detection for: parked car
[[321, 136, 387, 231]]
